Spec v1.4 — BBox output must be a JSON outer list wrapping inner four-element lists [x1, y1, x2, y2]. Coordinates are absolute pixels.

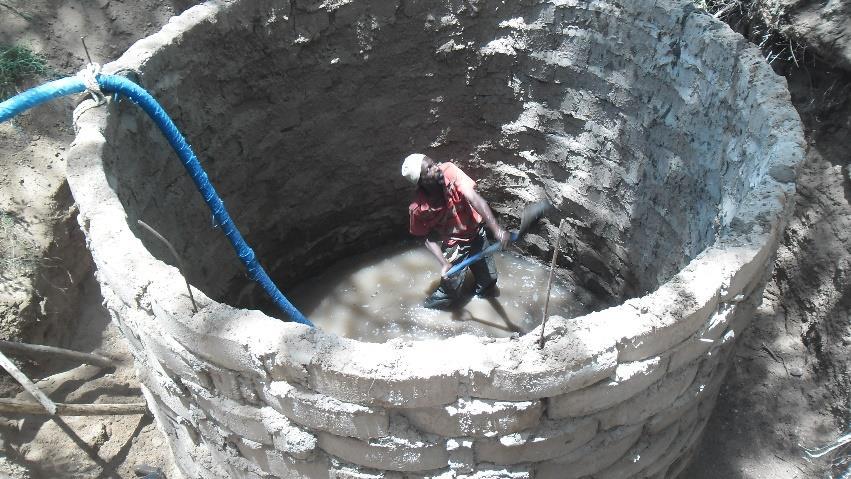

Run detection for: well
[[66, 0, 805, 477]]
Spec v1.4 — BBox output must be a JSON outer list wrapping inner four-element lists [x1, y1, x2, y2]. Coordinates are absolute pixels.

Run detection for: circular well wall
[[67, 0, 804, 477]]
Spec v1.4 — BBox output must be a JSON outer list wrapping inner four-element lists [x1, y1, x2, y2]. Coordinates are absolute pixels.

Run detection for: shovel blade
[[518, 200, 553, 238]]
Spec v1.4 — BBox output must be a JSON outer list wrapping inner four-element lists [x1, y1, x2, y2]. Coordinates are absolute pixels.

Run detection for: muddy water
[[291, 243, 590, 342]]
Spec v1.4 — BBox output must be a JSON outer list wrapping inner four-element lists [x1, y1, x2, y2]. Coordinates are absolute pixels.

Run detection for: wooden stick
[[0, 349, 57, 415], [539, 219, 565, 349], [137, 219, 198, 313], [0, 340, 115, 368], [0, 398, 147, 416]]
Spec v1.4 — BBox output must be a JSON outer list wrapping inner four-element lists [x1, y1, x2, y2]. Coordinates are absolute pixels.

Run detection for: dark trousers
[[424, 226, 498, 309]]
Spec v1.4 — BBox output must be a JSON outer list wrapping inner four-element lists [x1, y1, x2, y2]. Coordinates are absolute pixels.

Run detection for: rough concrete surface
[[62, 0, 804, 476]]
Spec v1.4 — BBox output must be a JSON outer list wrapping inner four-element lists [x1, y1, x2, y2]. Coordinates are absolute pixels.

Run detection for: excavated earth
[[0, 0, 848, 478]]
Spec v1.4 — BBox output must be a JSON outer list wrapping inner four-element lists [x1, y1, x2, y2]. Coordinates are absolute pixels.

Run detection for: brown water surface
[[291, 243, 590, 342]]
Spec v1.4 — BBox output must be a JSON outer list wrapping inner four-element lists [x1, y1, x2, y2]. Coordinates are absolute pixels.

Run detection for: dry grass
[[693, 0, 807, 68]]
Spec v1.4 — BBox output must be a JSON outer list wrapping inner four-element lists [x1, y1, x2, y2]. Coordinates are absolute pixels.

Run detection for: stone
[[548, 356, 668, 418], [598, 361, 699, 430], [473, 416, 598, 464], [262, 381, 389, 439], [405, 398, 543, 437], [595, 423, 679, 478], [317, 416, 449, 472], [535, 424, 643, 479]]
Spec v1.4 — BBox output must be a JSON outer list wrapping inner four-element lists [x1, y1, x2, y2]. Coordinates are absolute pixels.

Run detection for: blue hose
[[444, 232, 518, 278], [0, 74, 314, 327]]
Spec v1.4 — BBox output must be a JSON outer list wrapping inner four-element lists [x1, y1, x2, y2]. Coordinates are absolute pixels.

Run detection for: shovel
[[443, 200, 553, 278]]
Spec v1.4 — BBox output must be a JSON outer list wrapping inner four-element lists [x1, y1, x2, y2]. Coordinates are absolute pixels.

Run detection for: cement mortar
[[66, 0, 804, 477]]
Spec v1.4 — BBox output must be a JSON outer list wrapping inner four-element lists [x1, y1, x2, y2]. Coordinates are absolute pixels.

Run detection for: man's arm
[[462, 188, 510, 248], [424, 233, 452, 276]]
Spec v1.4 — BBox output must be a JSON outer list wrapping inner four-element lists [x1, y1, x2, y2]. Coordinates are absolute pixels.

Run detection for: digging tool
[[443, 200, 553, 278], [539, 219, 566, 349]]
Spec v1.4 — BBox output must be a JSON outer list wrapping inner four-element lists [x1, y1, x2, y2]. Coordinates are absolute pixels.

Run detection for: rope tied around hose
[[72, 64, 107, 129], [78, 63, 105, 105], [0, 72, 315, 327]]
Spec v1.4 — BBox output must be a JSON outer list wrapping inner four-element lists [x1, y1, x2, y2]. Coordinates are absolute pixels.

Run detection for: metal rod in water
[[539, 219, 565, 349]]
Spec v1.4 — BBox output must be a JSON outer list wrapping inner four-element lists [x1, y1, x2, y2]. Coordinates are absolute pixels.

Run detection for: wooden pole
[[0, 398, 147, 416], [0, 340, 115, 368], [539, 219, 565, 350], [0, 349, 57, 415]]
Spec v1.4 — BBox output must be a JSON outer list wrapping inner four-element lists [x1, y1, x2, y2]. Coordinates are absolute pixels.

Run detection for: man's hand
[[494, 227, 510, 250], [426, 238, 454, 278], [440, 262, 452, 278]]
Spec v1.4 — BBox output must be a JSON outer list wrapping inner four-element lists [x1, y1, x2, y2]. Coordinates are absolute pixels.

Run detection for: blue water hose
[[443, 232, 518, 278], [0, 73, 314, 327]]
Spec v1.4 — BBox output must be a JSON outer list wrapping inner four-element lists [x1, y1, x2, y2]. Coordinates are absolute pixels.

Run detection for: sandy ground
[[0, 1, 849, 478], [0, 276, 178, 478], [0, 1, 182, 478], [684, 51, 851, 478]]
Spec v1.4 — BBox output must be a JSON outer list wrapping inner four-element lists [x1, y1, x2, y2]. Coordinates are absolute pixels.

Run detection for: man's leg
[[423, 245, 466, 309], [470, 227, 498, 297], [423, 272, 465, 309]]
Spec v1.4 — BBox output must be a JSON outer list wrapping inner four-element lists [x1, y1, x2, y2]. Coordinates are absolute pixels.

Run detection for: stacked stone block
[[66, 0, 804, 477]]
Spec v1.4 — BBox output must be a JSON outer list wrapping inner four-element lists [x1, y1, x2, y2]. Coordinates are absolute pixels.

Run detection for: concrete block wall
[[477, 0, 803, 300], [66, 0, 804, 477]]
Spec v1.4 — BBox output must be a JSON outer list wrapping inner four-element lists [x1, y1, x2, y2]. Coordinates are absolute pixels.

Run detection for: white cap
[[401, 153, 426, 185]]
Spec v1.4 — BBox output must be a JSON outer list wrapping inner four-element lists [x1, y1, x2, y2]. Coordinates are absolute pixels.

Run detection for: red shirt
[[409, 162, 483, 246]]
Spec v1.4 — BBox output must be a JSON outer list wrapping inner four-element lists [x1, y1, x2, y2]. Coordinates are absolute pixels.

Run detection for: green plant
[[0, 44, 49, 100]]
